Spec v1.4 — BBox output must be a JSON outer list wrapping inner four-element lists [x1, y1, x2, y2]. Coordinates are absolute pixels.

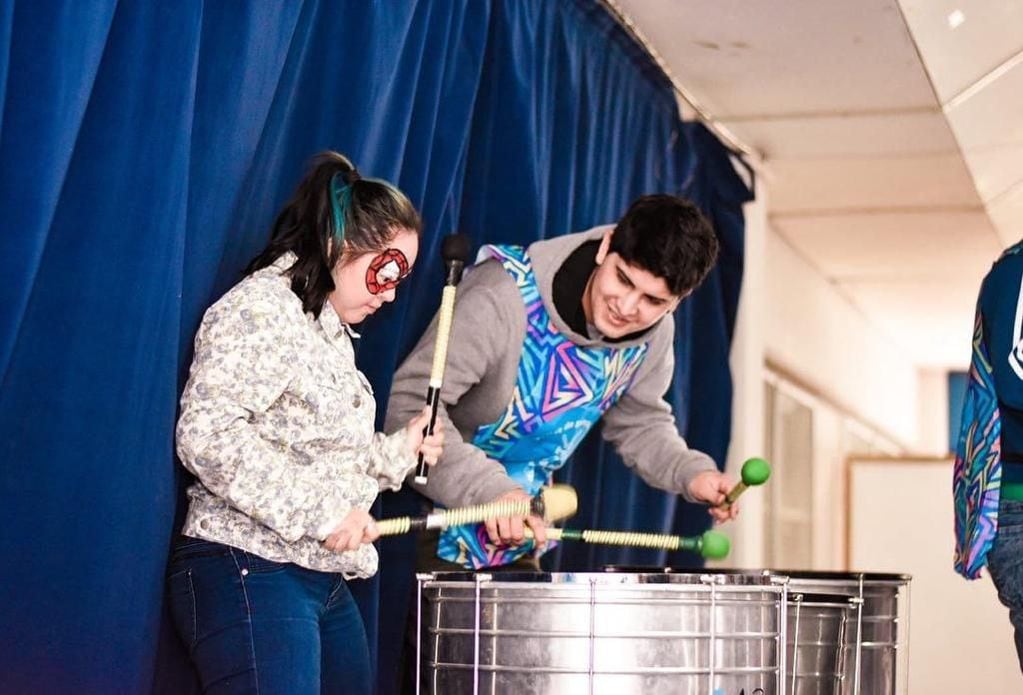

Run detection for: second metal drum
[[771, 571, 910, 695]]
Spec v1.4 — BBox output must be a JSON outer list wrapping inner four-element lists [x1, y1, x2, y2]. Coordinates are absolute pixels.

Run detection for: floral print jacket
[[176, 253, 414, 577]]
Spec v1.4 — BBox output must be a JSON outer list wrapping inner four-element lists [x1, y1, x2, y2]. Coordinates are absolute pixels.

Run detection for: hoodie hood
[[525, 225, 671, 349]]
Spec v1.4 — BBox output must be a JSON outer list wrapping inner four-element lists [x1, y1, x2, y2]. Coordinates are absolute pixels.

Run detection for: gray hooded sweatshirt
[[385, 226, 717, 509]]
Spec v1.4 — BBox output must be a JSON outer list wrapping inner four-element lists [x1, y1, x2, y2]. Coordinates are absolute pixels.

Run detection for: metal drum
[[417, 571, 787, 695], [605, 567, 910, 695], [772, 572, 910, 695], [786, 592, 861, 695]]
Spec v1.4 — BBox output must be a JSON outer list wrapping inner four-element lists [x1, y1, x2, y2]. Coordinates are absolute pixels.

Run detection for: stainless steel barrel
[[773, 572, 910, 695], [416, 571, 786, 695], [786, 592, 861, 695]]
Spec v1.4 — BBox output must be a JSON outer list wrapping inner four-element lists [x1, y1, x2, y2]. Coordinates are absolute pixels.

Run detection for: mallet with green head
[[721, 457, 772, 508]]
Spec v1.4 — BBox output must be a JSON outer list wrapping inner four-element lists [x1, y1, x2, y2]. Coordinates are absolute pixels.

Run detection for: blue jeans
[[988, 499, 1023, 673], [166, 537, 372, 694]]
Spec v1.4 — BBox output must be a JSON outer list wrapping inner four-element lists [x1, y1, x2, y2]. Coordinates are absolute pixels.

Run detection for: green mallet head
[[723, 457, 772, 506], [741, 457, 772, 486], [699, 530, 731, 560]]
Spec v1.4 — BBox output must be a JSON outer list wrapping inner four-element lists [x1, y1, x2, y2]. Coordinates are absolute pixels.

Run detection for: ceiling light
[[947, 9, 966, 29]]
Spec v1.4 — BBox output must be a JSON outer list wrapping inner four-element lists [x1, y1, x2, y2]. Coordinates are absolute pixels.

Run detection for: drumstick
[[526, 527, 731, 560], [721, 457, 771, 507], [375, 484, 577, 536], [414, 233, 471, 485]]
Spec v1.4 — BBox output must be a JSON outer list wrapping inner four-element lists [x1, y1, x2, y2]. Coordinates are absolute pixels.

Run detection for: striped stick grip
[[428, 286, 457, 388], [415, 285, 458, 484], [376, 498, 532, 537], [531, 528, 730, 559], [545, 528, 693, 551]]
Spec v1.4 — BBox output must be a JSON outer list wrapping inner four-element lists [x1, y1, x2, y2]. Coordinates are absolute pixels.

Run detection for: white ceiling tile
[[616, 0, 938, 117], [898, 0, 1023, 103], [957, 143, 1023, 203], [944, 59, 1023, 201], [774, 210, 1000, 278], [768, 156, 982, 212], [987, 181, 1023, 246], [723, 111, 958, 160]]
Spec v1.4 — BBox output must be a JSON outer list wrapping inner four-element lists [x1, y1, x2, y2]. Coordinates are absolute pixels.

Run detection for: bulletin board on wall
[[847, 457, 1018, 693]]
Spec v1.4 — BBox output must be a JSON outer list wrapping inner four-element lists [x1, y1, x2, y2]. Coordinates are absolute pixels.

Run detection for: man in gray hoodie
[[386, 194, 736, 570]]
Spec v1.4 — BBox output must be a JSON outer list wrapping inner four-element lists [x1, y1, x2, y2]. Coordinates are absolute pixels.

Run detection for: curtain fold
[[0, 1, 119, 384], [0, 2, 751, 692]]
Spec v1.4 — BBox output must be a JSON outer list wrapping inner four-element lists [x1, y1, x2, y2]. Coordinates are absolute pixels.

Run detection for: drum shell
[[776, 572, 910, 695], [786, 593, 859, 695], [605, 566, 911, 695], [418, 571, 785, 695]]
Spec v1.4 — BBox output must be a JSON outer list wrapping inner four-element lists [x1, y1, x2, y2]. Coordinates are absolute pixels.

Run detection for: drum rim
[[419, 570, 781, 587], [765, 568, 911, 582], [603, 565, 911, 582]]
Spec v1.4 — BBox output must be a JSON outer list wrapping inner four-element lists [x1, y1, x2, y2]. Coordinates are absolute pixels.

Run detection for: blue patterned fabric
[[437, 244, 649, 568], [953, 306, 1003, 578], [954, 241, 1023, 578]]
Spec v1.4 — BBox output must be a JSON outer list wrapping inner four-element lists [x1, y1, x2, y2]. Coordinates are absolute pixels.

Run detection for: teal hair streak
[[330, 172, 403, 242], [329, 173, 353, 242]]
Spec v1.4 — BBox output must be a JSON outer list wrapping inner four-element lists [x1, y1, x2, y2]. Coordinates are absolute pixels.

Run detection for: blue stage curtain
[[0, 1, 751, 692]]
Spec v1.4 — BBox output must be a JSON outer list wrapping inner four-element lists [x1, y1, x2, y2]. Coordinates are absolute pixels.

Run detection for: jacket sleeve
[[366, 429, 417, 491], [600, 319, 717, 501]]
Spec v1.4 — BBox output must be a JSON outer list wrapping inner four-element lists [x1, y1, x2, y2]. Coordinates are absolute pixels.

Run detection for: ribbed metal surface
[[418, 571, 786, 695]]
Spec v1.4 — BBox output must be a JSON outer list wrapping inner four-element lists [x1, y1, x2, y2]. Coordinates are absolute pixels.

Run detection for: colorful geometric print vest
[[954, 240, 1023, 578], [437, 244, 650, 568]]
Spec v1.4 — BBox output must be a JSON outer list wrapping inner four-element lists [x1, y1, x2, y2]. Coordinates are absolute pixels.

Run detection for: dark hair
[[245, 151, 422, 316], [609, 194, 719, 296]]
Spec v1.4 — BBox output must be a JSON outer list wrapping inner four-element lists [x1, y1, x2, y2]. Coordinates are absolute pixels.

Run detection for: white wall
[[764, 229, 920, 447], [725, 203, 952, 572], [722, 191, 768, 569], [849, 458, 1019, 692], [723, 216, 954, 567], [810, 405, 846, 569], [917, 367, 951, 456]]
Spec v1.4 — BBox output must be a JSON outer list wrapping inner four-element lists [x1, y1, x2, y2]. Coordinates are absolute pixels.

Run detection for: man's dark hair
[[609, 194, 718, 296], [245, 151, 422, 317]]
